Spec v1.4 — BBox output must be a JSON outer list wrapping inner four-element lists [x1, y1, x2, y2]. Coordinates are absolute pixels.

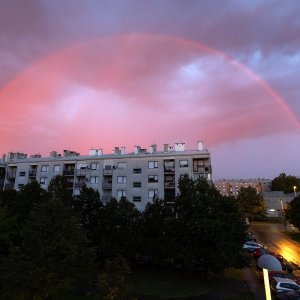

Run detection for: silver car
[[270, 277, 300, 294]]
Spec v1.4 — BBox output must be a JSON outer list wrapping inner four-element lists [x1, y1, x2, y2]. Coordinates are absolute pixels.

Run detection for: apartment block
[[214, 178, 271, 197], [2, 141, 211, 210]]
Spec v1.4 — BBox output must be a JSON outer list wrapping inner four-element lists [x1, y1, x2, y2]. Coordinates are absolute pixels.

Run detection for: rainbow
[[1, 34, 299, 131]]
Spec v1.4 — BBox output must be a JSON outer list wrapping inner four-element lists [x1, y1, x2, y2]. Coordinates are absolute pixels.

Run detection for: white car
[[270, 277, 300, 294], [243, 241, 264, 252]]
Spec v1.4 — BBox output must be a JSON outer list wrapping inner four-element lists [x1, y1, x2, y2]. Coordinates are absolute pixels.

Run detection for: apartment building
[[214, 178, 271, 197], [2, 141, 211, 210], [0, 162, 6, 191]]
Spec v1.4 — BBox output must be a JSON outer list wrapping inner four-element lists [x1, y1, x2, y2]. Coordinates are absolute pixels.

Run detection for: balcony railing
[[75, 182, 86, 188], [63, 170, 75, 176], [66, 182, 74, 188], [5, 183, 15, 189], [103, 169, 113, 176], [75, 169, 86, 177], [29, 171, 37, 177], [164, 167, 175, 174], [102, 182, 112, 189], [164, 182, 175, 188]]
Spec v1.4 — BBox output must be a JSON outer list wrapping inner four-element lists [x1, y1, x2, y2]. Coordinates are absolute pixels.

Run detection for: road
[[250, 222, 300, 267]]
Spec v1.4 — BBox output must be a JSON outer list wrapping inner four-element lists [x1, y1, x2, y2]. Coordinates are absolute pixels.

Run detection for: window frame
[[41, 165, 49, 172], [148, 161, 158, 169], [117, 176, 127, 184]]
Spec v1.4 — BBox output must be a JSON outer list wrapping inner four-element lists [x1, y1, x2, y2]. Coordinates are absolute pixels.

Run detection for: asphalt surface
[[250, 222, 300, 267], [242, 222, 300, 300]]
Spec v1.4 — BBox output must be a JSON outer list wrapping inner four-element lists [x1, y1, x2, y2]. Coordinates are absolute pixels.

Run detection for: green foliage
[[286, 196, 300, 230], [237, 186, 266, 220], [0, 198, 96, 299], [140, 177, 249, 273], [72, 186, 103, 246], [100, 197, 141, 262], [271, 173, 300, 194], [47, 175, 73, 205], [174, 177, 249, 272], [97, 256, 131, 300]]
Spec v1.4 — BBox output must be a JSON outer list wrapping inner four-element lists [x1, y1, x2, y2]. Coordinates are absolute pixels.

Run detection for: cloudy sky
[[0, 0, 299, 179]]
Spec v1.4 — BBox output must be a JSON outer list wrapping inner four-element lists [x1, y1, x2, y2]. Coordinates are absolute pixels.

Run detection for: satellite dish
[[257, 254, 282, 271]]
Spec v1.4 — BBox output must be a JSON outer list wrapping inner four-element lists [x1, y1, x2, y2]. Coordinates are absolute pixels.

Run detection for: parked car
[[245, 232, 256, 242], [243, 241, 264, 252], [269, 271, 296, 282], [275, 290, 300, 299], [270, 277, 300, 294]]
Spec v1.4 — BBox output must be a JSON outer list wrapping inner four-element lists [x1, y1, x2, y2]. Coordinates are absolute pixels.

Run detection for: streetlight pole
[[293, 186, 297, 198]]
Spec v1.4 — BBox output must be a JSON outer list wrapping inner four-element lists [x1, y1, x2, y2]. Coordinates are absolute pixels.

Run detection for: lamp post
[[294, 186, 297, 197]]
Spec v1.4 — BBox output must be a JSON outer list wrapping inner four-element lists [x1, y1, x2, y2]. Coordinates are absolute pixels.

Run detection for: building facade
[[2, 141, 211, 210], [214, 178, 271, 197]]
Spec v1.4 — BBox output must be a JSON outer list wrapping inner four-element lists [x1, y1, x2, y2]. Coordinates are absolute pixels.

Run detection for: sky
[[0, 0, 299, 179]]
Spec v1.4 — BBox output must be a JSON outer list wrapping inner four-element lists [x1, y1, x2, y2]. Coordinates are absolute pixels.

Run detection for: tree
[[100, 198, 141, 262], [47, 175, 73, 205], [271, 173, 300, 194], [286, 196, 300, 230], [172, 177, 249, 272], [0, 198, 96, 299], [72, 186, 103, 248], [97, 256, 132, 300], [237, 186, 266, 220], [139, 197, 175, 267]]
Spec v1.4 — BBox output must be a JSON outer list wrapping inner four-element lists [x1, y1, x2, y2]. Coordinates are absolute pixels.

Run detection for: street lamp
[[293, 186, 297, 197]]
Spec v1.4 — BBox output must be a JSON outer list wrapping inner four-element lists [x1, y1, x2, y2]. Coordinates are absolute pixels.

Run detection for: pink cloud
[[0, 35, 297, 156]]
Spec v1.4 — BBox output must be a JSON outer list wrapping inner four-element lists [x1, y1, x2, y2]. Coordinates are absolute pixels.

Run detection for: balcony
[[75, 169, 86, 177], [63, 170, 75, 176], [164, 167, 175, 174], [103, 169, 113, 176], [164, 182, 175, 188], [29, 170, 37, 177], [66, 182, 74, 189], [5, 183, 15, 189], [6, 173, 16, 180], [75, 182, 86, 189], [102, 182, 112, 189]]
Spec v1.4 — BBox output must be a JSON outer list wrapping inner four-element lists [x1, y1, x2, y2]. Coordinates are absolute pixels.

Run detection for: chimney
[[198, 141, 204, 151], [89, 149, 97, 156], [97, 148, 103, 156], [163, 144, 169, 152], [1, 154, 6, 162], [134, 146, 141, 154], [149, 144, 157, 153], [113, 147, 121, 155], [175, 142, 185, 152], [121, 146, 126, 155]]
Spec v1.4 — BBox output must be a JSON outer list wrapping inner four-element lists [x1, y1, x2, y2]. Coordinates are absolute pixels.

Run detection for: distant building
[[263, 191, 295, 218], [214, 178, 271, 197], [1, 141, 212, 210]]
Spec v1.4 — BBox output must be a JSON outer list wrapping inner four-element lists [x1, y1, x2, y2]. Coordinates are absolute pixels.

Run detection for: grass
[[127, 267, 254, 299]]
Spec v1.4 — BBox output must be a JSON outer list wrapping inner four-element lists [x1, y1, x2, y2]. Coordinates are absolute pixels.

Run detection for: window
[[148, 189, 158, 198], [19, 171, 26, 177], [133, 168, 141, 174], [133, 182, 141, 188], [193, 159, 206, 173], [41, 165, 48, 172], [117, 176, 127, 184], [148, 175, 158, 183], [53, 165, 60, 172], [40, 177, 47, 185], [117, 162, 127, 169], [90, 176, 99, 184], [90, 163, 99, 170], [117, 190, 127, 198], [179, 160, 188, 168], [133, 196, 141, 202], [148, 161, 158, 169], [18, 184, 24, 189]]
